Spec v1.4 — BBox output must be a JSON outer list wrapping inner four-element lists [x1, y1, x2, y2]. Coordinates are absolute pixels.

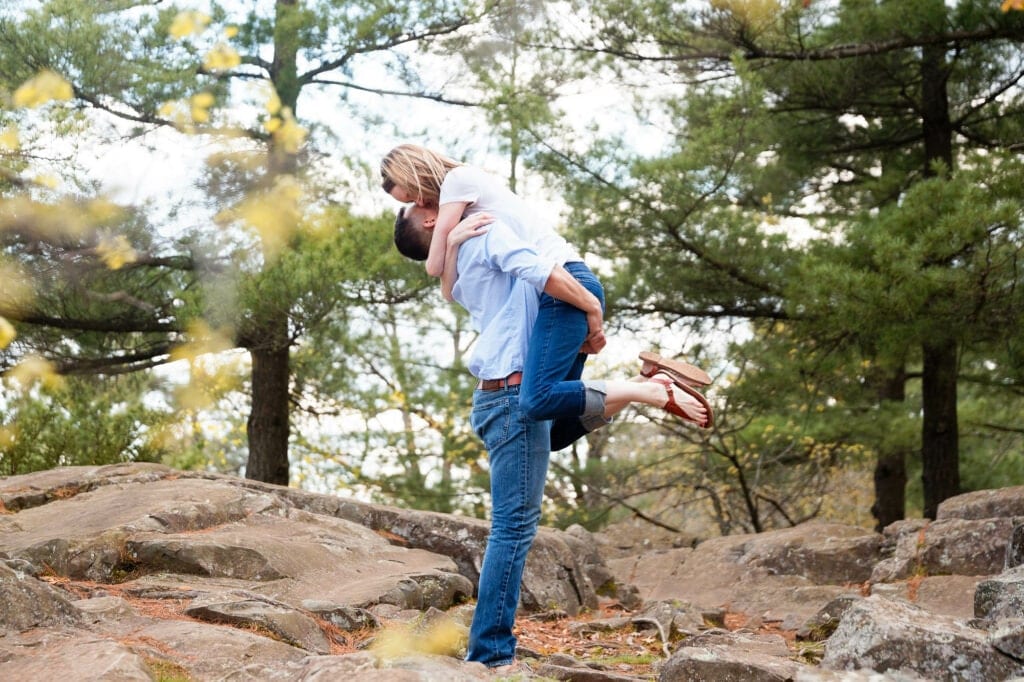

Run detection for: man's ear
[[422, 216, 437, 230]]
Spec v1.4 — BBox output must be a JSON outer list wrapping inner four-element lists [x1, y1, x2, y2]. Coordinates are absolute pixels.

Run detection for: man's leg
[[466, 386, 551, 667]]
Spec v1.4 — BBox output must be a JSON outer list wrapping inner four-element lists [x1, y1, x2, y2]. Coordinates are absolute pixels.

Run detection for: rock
[[936, 486, 1024, 520], [738, 522, 881, 584], [798, 595, 861, 641], [989, 618, 1024, 660], [184, 592, 332, 653], [660, 630, 804, 681], [302, 601, 380, 631], [0, 561, 82, 631], [821, 595, 1024, 681], [1009, 524, 1024, 569], [0, 629, 155, 681], [867, 575, 985, 620], [871, 518, 1014, 582], [606, 533, 861, 630], [975, 565, 1024, 620]]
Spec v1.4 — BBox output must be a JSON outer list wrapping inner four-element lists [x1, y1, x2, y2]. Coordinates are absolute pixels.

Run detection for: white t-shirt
[[438, 165, 581, 266]]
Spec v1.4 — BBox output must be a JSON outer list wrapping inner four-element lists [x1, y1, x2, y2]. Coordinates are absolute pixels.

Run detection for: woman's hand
[[447, 212, 493, 247]]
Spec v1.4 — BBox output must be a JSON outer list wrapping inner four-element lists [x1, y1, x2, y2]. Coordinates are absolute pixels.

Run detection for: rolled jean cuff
[[580, 381, 612, 432]]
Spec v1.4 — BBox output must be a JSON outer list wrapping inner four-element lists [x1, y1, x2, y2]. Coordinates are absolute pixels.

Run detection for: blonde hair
[[380, 144, 461, 206]]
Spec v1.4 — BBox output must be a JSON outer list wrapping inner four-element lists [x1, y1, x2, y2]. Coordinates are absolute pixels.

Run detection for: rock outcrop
[[1, 463, 1023, 681]]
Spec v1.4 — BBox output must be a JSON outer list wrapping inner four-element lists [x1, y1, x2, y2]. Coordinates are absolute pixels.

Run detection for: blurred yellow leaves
[[266, 107, 307, 154], [12, 70, 73, 108], [170, 321, 242, 411], [204, 43, 241, 72], [6, 355, 63, 391], [221, 174, 304, 258], [710, 0, 782, 30], [370, 617, 466, 660], [168, 9, 239, 73], [169, 10, 211, 39], [1003, 0, 1024, 11], [0, 262, 34, 315], [170, 320, 235, 363], [159, 92, 218, 128], [96, 234, 138, 270], [0, 126, 20, 152], [0, 317, 15, 349]]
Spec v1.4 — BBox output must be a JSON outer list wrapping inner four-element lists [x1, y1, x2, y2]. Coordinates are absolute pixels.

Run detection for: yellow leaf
[[235, 175, 304, 257], [0, 316, 15, 349], [169, 11, 211, 39], [0, 263, 35, 313], [203, 44, 241, 72], [34, 174, 59, 190], [0, 425, 17, 450], [95, 234, 137, 270], [224, 25, 239, 38], [270, 108, 307, 154], [0, 126, 20, 151], [1003, 0, 1024, 11], [8, 355, 63, 391], [13, 70, 73, 108], [170, 320, 235, 363], [266, 88, 282, 116]]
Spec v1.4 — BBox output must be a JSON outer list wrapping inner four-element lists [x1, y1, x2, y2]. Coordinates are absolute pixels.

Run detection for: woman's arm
[[424, 201, 469, 277], [439, 212, 493, 301]]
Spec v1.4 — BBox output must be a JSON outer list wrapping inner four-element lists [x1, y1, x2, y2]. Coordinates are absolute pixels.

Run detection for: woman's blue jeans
[[519, 261, 606, 451], [466, 384, 550, 667]]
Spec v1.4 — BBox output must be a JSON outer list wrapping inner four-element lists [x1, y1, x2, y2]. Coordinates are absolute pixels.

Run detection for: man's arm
[[542, 266, 606, 354]]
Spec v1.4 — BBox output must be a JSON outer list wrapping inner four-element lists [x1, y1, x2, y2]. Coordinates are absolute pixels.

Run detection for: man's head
[[393, 204, 438, 261]]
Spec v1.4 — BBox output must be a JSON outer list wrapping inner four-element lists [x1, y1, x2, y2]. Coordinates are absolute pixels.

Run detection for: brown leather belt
[[477, 372, 523, 391]]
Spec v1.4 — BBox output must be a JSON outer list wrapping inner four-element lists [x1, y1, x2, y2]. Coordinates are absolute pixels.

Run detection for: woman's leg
[[521, 262, 606, 447]]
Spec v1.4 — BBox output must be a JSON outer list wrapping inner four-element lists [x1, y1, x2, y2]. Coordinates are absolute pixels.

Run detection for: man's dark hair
[[393, 206, 430, 261]]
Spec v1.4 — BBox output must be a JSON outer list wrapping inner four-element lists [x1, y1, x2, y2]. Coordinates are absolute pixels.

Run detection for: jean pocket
[[470, 393, 513, 450]]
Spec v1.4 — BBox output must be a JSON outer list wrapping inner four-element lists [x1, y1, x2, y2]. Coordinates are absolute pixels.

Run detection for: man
[[393, 205, 707, 671]]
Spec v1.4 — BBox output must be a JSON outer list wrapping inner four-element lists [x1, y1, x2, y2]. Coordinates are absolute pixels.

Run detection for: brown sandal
[[639, 351, 712, 387], [649, 373, 713, 428]]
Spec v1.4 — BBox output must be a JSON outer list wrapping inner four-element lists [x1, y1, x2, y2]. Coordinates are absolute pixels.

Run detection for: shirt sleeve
[[439, 166, 481, 206], [483, 223, 556, 292]]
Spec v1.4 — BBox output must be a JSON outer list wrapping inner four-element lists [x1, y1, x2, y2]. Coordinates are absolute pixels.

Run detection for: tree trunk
[[245, 0, 300, 485], [917, 27, 959, 519], [921, 338, 959, 518], [246, 315, 291, 485], [870, 366, 907, 531]]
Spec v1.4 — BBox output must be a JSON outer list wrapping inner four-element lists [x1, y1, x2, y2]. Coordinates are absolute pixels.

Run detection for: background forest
[[1, 0, 1022, 540]]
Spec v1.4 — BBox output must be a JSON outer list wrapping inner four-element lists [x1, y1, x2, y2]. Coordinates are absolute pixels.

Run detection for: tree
[[548, 0, 1024, 522], [0, 0, 483, 484]]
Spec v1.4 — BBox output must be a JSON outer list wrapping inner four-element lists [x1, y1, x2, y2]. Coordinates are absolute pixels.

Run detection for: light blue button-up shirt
[[451, 221, 556, 380]]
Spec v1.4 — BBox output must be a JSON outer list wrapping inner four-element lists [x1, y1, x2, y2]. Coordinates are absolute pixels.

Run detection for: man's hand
[[580, 309, 606, 355]]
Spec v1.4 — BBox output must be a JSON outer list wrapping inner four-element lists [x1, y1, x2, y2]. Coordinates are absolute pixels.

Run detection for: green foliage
[[0, 374, 166, 476]]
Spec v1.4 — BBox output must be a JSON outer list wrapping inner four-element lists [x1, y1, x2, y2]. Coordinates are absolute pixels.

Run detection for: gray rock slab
[[0, 561, 82, 631], [937, 486, 1024, 520], [866, 574, 985, 620], [660, 630, 803, 681], [0, 628, 155, 681], [0, 475, 470, 613], [976, 565, 1024, 620], [821, 594, 1024, 681], [131, 617, 310, 679], [606, 542, 858, 628], [990, 618, 1024, 660], [185, 592, 332, 653], [871, 518, 1015, 582]]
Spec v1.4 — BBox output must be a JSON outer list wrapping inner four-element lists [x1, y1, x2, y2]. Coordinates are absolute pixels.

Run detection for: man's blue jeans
[[519, 261, 607, 450], [466, 384, 551, 667]]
